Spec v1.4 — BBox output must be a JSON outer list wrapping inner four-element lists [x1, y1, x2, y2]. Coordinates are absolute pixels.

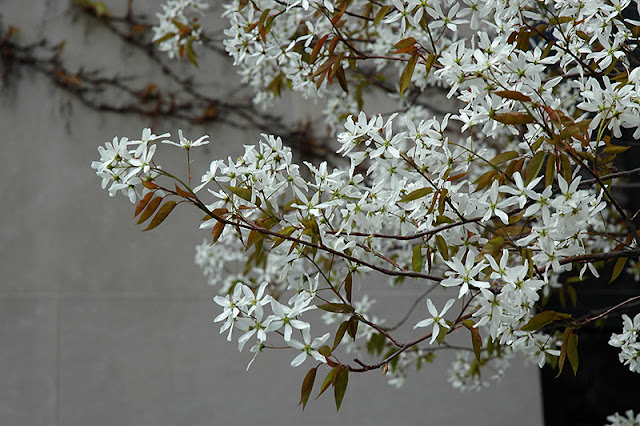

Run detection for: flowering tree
[[91, 0, 640, 416]]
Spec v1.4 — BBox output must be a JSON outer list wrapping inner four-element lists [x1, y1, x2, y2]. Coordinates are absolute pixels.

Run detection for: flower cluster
[[95, 0, 640, 408], [609, 313, 640, 373], [91, 128, 170, 203], [606, 410, 640, 426], [152, 0, 209, 60]]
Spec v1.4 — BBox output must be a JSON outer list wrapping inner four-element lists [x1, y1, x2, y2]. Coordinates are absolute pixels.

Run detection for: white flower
[[288, 328, 330, 367], [414, 299, 456, 344], [162, 129, 209, 149]]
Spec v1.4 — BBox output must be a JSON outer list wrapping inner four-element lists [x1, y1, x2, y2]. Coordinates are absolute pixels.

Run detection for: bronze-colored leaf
[[492, 112, 535, 125], [137, 195, 163, 224], [143, 200, 178, 231], [299, 367, 317, 410], [134, 192, 154, 218], [344, 272, 353, 303]]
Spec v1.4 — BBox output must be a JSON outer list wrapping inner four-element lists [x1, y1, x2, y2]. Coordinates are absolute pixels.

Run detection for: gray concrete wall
[[0, 1, 544, 424]]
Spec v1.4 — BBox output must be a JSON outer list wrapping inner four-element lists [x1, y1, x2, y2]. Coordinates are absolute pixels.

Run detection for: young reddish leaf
[[334, 367, 349, 411], [333, 321, 349, 350], [610, 256, 628, 284], [392, 37, 417, 54], [412, 244, 423, 272], [210, 220, 226, 244], [335, 66, 349, 94], [494, 90, 532, 102], [504, 157, 525, 179], [143, 200, 178, 231], [399, 53, 418, 95], [137, 195, 163, 224], [174, 183, 193, 199], [327, 35, 340, 55], [142, 180, 159, 190], [489, 151, 520, 166], [347, 316, 358, 340], [521, 311, 571, 332], [525, 151, 546, 184], [134, 191, 154, 218], [299, 367, 317, 410], [316, 367, 338, 399], [309, 34, 329, 64], [399, 187, 433, 202], [330, 4, 347, 26], [567, 333, 579, 375], [344, 272, 353, 303], [463, 321, 483, 362], [492, 112, 535, 125], [447, 172, 469, 182], [474, 170, 497, 191]]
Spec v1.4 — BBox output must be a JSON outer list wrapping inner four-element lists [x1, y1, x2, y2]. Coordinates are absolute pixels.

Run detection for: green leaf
[[299, 367, 317, 409], [332, 321, 349, 350], [610, 256, 628, 284], [186, 39, 198, 67], [521, 310, 571, 332], [317, 303, 355, 314], [525, 151, 546, 185], [435, 235, 449, 261], [373, 5, 391, 25], [272, 226, 296, 248], [366, 333, 387, 356], [424, 52, 436, 77], [318, 345, 332, 358], [137, 195, 163, 224], [399, 187, 433, 202], [399, 53, 418, 96], [412, 244, 422, 272], [334, 367, 349, 411], [143, 200, 178, 231], [316, 367, 337, 399], [549, 16, 575, 25], [226, 185, 253, 202]]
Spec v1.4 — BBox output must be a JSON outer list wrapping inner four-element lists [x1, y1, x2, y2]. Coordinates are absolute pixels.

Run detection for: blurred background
[[0, 1, 543, 424]]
